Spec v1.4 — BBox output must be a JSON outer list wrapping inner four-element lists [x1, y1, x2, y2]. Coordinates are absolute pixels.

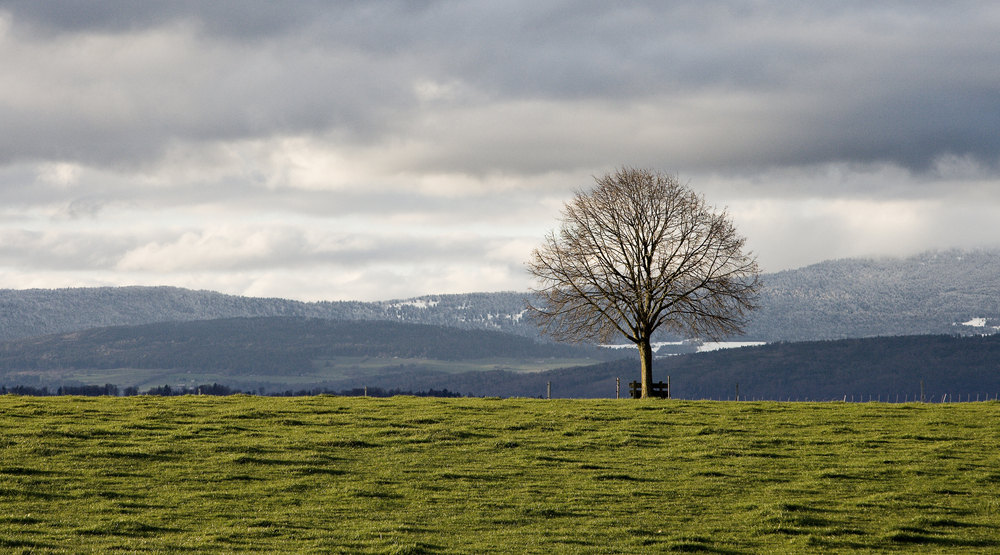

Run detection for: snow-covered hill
[[1, 248, 998, 343]]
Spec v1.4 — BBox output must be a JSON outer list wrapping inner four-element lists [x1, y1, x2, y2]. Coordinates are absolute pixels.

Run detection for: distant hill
[[2, 316, 998, 400], [0, 317, 614, 392], [0, 287, 531, 342], [0, 316, 608, 370], [1, 248, 998, 343], [649, 333, 1000, 401], [357, 334, 1000, 401], [745, 249, 1000, 341]]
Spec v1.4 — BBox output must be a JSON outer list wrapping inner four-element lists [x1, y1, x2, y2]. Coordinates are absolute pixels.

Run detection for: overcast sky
[[1, 1, 998, 301]]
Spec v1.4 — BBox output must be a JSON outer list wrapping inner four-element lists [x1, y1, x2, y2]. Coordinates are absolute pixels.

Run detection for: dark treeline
[[0, 384, 124, 396], [269, 387, 463, 398], [0, 383, 465, 398]]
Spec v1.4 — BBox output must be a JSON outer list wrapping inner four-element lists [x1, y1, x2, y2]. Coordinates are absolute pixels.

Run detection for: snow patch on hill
[[390, 299, 440, 309], [601, 340, 766, 354], [698, 341, 768, 352]]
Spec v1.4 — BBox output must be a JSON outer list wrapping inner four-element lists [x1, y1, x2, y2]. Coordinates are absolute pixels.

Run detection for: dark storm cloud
[[2, 1, 997, 176], [0, 1, 421, 167], [0, 1, 998, 298], [0, 0, 332, 37]]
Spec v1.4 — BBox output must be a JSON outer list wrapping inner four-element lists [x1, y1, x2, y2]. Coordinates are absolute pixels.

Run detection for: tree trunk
[[638, 337, 654, 399]]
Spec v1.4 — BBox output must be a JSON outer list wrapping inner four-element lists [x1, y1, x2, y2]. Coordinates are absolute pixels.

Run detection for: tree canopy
[[527, 167, 761, 397]]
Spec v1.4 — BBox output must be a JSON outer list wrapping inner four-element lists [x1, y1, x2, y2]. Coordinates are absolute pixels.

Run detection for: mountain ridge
[[3, 315, 995, 399], [1, 248, 998, 343], [0, 316, 615, 393]]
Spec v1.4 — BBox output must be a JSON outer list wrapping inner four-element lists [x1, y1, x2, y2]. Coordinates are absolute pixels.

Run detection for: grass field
[[1, 396, 999, 553]]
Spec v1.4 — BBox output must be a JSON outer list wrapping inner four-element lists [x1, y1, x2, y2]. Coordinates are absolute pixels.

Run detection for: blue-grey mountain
[[1, 249, 997, 343]]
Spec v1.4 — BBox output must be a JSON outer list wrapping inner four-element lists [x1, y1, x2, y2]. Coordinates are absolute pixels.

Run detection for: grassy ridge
[[1, 396, 999, 553]]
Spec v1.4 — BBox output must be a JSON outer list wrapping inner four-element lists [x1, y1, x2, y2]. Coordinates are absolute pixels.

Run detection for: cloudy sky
[[1, 1, 998, 301]]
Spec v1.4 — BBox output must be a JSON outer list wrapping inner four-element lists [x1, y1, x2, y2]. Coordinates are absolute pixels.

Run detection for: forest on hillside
[[0, 317, 609, 375], [314, 334, 1000, 400], [745, 249, 1000, 340], [2, 249, 998, 344], [1, 315, 997, 399]]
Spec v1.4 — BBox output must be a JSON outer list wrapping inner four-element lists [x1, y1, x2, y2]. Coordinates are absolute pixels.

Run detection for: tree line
[[0, 383, 464, 398]]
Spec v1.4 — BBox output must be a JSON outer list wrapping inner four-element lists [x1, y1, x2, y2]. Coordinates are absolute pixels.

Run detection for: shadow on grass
[[634, 532, 742, 554], [887, 530, 999, 547], [521, 506, 583, 518], [381, 541, 444, 554], [666, 542, 742, 554], [233, 455, 314, 466], [0, 538, 56, 550], [593, 473, 642, 481], [75, 521, 183, 538], [0, 466, 57, 476], [322, 439, 378, 448], [295, 465, 345, 476], [0, 487, 65, 500]]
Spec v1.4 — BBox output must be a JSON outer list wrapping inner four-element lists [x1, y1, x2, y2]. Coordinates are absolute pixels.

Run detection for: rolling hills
[[746, 249, 1000, 341], [291, 334, 1000, 401], [0, 287, 531, 343], [1, 315, 999, 400], [1, 248, 998, 397], [0, 317, 615, 394], [1, 248, 998, 344]]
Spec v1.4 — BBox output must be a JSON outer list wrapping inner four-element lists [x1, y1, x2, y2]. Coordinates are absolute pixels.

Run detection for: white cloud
[[35, 162, 82, 188], [730, 195, 1000, 272], [0, 2, 998, 300], [115, 226, 302, 272]]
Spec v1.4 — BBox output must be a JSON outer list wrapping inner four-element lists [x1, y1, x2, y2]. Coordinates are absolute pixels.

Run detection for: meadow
[[1, 395, 998, 553]]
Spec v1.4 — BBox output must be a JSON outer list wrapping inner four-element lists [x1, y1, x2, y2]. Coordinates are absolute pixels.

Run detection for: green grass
[[1, 396, 999, 553]]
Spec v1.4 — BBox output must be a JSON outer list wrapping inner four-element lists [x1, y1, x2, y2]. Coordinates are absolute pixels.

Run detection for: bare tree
[[527, 167, 761, 398]]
